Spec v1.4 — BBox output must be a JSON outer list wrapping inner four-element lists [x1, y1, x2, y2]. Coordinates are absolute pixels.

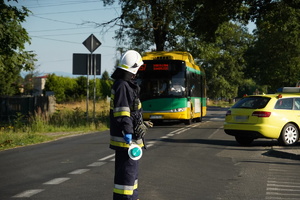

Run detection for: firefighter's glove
[[135, 123, 148, 138], [124, 133, 132, 144], [144, 121, 153, 128]]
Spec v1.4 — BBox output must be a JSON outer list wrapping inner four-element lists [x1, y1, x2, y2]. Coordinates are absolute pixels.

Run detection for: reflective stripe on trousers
[[114, 180, 138, 195], [113, 150, 139, 200]]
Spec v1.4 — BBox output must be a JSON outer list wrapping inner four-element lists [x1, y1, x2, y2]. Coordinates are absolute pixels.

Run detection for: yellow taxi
[[224, 87, 300, 146]]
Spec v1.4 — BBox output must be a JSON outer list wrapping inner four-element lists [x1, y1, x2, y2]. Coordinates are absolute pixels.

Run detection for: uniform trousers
[[113, 150, 139, 200]]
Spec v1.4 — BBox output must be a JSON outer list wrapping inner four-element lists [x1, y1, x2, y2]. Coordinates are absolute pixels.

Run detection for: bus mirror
[[188, 88, 192, 96]]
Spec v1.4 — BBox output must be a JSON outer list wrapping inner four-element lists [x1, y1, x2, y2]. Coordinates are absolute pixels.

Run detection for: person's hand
[[124, 133, 132, 144], [144, 121, 153, 128]]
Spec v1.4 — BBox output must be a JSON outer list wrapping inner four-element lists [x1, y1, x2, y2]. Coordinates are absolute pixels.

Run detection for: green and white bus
[[137, 51, 206, 125]]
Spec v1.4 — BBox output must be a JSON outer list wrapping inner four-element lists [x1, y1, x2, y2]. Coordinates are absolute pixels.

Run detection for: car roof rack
[[277, 87, 300, 93]]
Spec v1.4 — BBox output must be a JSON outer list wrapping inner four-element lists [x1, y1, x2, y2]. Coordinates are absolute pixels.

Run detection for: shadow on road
[[158, 137, 300, 161], [158, 137, 277, 147]]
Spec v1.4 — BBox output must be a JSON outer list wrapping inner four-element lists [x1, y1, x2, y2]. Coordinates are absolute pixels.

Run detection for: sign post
[[82, 34, 101, 121]]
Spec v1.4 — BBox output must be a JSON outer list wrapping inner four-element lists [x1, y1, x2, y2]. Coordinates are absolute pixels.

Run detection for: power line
[[33, 7, 120, 16], [31, 35, 117, 48], [29, 27, 98, 33], [33, 32, 98, 37], [28, 13, 118, 38], [31, 35, 80, 44], [32, 15, 81, 25], [33, 31, 114, 37], [25, 0, 102, 9]]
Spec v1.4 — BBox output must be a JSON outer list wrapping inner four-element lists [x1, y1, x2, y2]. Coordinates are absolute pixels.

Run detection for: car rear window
[[232, 97, 271, 109]]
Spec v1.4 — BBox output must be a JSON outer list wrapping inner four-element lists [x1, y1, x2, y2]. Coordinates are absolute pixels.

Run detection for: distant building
[[33, 75, 48, 96]]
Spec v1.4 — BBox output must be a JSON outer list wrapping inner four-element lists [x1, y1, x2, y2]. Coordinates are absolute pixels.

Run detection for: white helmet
[[118, 50, 143, 75]]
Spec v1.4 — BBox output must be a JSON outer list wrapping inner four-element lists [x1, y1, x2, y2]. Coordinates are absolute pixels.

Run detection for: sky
[[6, 0, 121, 77], [6, 0, 256, 78]]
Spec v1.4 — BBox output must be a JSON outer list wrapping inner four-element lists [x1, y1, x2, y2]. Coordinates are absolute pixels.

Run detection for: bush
[[0, 100, 110, 150]]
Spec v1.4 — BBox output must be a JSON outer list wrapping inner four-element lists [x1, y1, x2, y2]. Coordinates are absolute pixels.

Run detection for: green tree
[[245, 0, 300, 91], [23, 73, 34, 95], [102, 0, 187, 51], [0, 0, 36, 95], [100, 0, 254, 51], [74, 76, 87, 101], [200, 22, 253, 99], [101, 70, 111, 81], [100, 71, 113, 99], [100, 0, 297, 97], [237, 79, 268, 97], [186, 0, 248, 41], [44, 74, 77, 103]]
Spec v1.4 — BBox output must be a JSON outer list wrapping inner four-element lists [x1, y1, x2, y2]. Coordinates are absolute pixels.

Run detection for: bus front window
[[170, 78, 185, 95], [138, 72, 185, 100], [151, 79, 170, 96]]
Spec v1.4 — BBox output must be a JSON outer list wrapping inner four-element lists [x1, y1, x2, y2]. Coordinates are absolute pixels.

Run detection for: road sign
[[83, 34, 101, 53], [72, 53, 101, 75]]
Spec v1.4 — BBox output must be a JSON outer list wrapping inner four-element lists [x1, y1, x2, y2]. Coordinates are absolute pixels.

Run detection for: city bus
[[136, 51, 206, 125]]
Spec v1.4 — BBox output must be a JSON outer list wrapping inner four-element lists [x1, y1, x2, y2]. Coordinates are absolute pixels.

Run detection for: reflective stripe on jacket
[[110, 136, 144, 148]]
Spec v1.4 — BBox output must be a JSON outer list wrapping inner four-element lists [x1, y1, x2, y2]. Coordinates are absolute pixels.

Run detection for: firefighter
[[110, 50, 151, 200]]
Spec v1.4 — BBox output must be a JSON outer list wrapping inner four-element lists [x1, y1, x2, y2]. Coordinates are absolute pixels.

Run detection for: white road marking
[[175, 128, 190, 134], [268, 180, 300, 185], [11, 121, 210, 199], [267, 187, 300, 192], [43, 177, 70, 185], [267, 183, 300, 189], [98, 154, 115, 161], [13, 189, 44, 198], [208, 126, 223, 139], [160, 136, 169, 139], [170, 128, 186, 134], [146, 144, 154, 148], [266, 192, 300, 196], [266, 163, 300, 200], [69, 169, 90, 175], [87, 161, 106, 167]]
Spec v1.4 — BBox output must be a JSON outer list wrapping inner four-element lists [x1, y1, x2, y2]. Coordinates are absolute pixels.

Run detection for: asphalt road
[[1, 107, 300, 200]]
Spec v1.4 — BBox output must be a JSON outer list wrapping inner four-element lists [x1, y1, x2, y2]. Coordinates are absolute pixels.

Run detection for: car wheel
[[235, 136, 254, 146], [278, 123, 299, 146]]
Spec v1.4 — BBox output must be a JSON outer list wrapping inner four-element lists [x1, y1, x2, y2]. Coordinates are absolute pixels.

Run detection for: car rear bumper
[[224, 123, 281, 139], [224, 129, 264, 139]]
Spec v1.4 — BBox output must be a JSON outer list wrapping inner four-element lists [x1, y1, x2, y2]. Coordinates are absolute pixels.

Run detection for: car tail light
[[252, 111, 271, 117], [226, 110, 231, 116]]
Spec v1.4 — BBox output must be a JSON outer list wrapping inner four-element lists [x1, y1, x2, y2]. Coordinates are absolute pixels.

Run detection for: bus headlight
[[170, 108, 186, 112]]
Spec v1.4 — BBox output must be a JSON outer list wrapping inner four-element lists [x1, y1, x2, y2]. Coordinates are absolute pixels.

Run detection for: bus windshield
[[136, 60, 186, 101]]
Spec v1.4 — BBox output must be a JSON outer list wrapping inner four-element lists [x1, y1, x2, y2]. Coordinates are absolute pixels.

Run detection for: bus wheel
[[184, 118, 192, 125], [185, 108, 194, 125], [195, 116, 202, 122]]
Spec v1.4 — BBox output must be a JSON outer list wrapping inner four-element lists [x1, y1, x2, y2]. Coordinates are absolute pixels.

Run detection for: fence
[[0, 96, 56, 122]]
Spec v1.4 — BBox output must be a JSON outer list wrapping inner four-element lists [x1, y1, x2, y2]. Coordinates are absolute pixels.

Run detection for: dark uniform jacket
[[110, 78, 144, 151]]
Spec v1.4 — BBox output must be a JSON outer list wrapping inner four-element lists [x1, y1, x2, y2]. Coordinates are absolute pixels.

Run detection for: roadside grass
[[207, 99, 234, 108], [0, 100, 110, 151], [0, 99, 232, 151]]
